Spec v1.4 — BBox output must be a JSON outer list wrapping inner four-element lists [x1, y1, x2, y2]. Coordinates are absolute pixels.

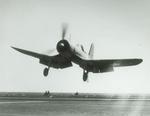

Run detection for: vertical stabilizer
[[88, 43, 94, 59]]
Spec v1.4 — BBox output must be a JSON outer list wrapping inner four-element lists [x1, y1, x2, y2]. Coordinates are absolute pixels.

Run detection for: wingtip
[[139, 59, 143, 63], [11, 46, 18, 50], [11, 46, 15, 49], [136, 58, 143, 64], [11, 46, 23, 53]]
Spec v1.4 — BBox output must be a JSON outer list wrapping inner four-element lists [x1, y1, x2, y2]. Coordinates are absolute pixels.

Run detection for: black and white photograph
[[0, 0, 149, 115]]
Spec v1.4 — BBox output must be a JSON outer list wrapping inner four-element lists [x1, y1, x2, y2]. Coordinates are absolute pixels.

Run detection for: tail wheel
[[43, 67, 49, 77], [83, 70, 88, 81]]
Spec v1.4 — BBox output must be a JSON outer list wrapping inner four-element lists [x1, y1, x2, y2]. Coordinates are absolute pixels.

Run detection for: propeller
[[44, 48, 56, 55], [62, 23, 68, 40], [43, 23, 69, 55]]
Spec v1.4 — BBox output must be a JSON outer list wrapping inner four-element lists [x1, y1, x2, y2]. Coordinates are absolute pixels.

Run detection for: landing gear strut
[[83, 70, 88, 81], [43, 67, 50, 77]]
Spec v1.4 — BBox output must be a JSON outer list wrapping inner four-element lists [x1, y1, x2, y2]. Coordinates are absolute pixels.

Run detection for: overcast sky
[[0, 0, 150, 93]]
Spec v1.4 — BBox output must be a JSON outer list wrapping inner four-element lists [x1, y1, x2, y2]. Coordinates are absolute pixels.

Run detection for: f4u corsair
[[12, 26, 143, 81]]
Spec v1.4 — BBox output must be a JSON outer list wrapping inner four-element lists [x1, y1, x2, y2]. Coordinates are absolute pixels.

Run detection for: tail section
[[88, 43, 94, 59]]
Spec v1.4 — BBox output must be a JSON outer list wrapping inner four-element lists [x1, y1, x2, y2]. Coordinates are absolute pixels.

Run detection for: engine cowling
[[56, 40, 70, 54]]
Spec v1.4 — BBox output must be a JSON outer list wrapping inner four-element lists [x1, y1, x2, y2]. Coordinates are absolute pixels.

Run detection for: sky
[[0, 0, 150, 93]]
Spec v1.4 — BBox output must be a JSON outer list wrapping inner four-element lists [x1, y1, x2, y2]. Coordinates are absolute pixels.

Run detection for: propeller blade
[[62, 23, 68, 40], [43, 48, 57, 55]]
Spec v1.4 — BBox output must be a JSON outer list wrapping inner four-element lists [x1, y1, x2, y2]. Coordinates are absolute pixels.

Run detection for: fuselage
[[55, 39, 96, 73]]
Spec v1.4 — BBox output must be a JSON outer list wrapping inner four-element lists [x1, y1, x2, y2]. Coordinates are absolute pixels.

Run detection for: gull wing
[[84, 59, 143, 73], [11, 46, 72, 68], [11, 46, 47, 59]]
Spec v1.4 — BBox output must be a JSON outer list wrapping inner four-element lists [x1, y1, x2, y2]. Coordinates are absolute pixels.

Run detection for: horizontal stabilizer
[[88, 43, 94, 59]]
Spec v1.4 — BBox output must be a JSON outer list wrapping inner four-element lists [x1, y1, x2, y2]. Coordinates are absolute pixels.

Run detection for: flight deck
[[0, 92, 150, 116]]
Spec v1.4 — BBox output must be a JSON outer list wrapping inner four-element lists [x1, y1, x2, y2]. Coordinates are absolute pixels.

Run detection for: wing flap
[[99, 65, 114, 73]]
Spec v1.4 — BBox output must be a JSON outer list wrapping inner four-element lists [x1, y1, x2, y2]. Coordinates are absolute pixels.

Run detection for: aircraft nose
[[56, 39, 71, 54]]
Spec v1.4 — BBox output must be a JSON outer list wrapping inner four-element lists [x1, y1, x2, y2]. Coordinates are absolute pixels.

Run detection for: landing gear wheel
[[83, 70, 88, 81], [43, 68, 49, 77]]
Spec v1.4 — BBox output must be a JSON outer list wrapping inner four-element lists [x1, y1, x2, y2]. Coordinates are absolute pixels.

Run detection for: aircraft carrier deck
[[0, 92, 150, 116]]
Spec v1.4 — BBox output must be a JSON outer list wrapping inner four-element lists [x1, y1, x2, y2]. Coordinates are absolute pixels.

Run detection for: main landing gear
[[83, 70, 88, 81], [43, 67, 50, 77]]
